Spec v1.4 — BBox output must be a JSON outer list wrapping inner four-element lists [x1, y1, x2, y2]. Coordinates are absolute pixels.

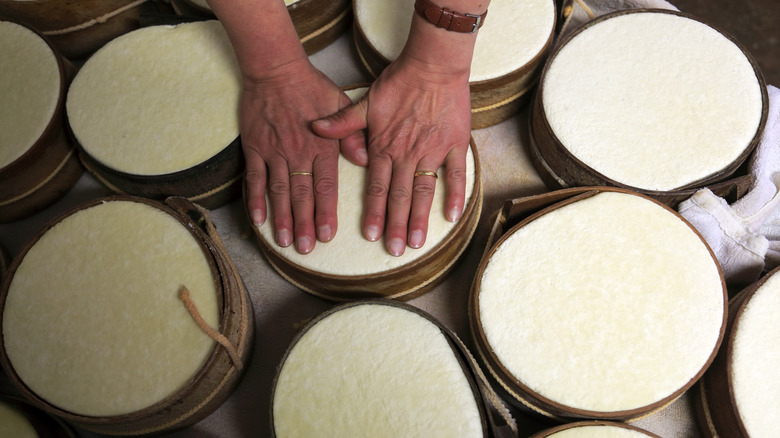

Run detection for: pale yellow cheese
[[256, 146, 476, 275], [731, 271, 780, 437], [0, 401, 38, 438], [273, 303, 483, 437], [3, 200, 219, 416], [66, 21, 241, 175], [545, 424, 651, 438], [355, 0, 555, 82], [0, 21, 60, 169], [542, 11, 763, 191], [478, 191, 724, 412]]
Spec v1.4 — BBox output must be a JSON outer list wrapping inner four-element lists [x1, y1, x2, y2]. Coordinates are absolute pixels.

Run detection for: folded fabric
[[678, 85, 780, 285], [558, 0, 678, 40]]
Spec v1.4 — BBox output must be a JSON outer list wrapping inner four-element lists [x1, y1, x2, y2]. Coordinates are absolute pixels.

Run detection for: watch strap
[[414, 0, 487, 33]]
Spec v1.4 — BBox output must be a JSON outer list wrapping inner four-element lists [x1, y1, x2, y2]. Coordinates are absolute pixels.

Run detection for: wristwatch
[[414, 0, 488, 33]]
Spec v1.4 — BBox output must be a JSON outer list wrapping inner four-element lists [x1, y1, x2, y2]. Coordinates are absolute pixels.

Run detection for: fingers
[[442, 148, 468, 223], [407, 159, 441, 249], [311, 96, 368, 139], [266, 159, 295, 250], [245, 149, 268, 227], [312, 153, 339, 243]]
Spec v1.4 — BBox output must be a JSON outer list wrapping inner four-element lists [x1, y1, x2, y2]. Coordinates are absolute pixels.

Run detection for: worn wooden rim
[[0, 395, 79, 438], [530, 420, 662, 438], [269, 300, 490, 437], [0, 19, 83, 223], [469, 186, 727, 421], [351, 0, 555, 128], [697, 265, 780, 437], [0, 195, 253, 435], [531, 9, 768, 198], [251, 138, 483, 301]]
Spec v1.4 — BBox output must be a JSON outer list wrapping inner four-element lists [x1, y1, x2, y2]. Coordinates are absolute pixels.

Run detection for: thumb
[[312, 96, 368, 140]]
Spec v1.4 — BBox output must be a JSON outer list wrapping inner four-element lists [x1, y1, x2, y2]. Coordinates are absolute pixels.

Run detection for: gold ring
[[289, 171, 314, 177], [414, 170, 438, 179]]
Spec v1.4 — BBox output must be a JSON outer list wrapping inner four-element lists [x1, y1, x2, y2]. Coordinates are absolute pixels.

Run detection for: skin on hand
[[242, 57, 359, 254]]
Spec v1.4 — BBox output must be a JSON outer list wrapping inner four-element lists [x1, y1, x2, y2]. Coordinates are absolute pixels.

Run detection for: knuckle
[[268, 180, 289, 197], [446, 166, 467, 183], [388, 186, 412, 205], [366, 180, 389, 198], [412, 181, 436, 198], [290, 184, 313, 203], [313, 175, 337, 197], [245, 170, 266, 185]]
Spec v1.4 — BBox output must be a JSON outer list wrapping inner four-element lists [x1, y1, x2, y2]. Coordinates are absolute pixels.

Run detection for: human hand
[[312, 54, 472, 257], [242, 57, 360, 254]]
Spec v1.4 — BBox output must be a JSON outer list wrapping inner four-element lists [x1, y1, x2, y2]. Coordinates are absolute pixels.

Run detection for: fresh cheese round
[[472, 189, 725, 419], [353, 0, 556, 127], [2, 199, 220, 417], [533, 421, 659, 438], [0, 20, 60, 170], [0, 400, 37, 438], [67, 20, 240, 176], [534, 10, 765, 194], [697, 266, 780, 437], [272, 301, 485, 437]]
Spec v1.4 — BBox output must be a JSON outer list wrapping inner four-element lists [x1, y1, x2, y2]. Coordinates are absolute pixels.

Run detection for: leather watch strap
[[414, 0, 487, 33]]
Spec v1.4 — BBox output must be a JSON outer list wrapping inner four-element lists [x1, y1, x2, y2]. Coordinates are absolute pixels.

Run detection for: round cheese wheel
[[354, 0, 555, 83], [272, 301, 485, 437], [473, 189, 725, 419], [66, 20, 241, 177], [2, 199, 220, 417], [536, 10, 765, 193], [0, 400, 37, 438], [0, 20, 60, 170]]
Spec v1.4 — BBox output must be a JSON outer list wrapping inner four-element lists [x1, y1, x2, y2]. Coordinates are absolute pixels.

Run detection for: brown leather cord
[[178, 285, 243, 371]]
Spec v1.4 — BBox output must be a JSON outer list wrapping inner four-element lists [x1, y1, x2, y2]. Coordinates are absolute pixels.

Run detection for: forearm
[[206, 0, 307, 81], [400, 0, 490, 80]]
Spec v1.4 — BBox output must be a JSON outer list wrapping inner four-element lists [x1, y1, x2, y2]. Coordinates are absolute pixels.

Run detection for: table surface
[[0, 29, 707, 438]]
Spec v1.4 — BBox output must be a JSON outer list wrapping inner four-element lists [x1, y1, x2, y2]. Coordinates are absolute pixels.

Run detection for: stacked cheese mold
[[66, 20, 244, 209], [470, 188, 726, 421], [0, 397, 76, 437], [353, 0, 556, 128], [272, 301, 499, 437], [0, 196, 254, 435], [0, 20, 82, 223], [531, 10, 767, 206], [695, 266, 780, 437], [252, 87, 483, 301], [531, 421, 660, 438], [0, 0, 146, 59], [171, 0, 352, 55]]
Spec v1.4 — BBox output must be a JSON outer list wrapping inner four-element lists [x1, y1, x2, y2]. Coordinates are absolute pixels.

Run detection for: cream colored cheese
[[0, 21, 60, 169], [542, 11, 763, 191], [545, 424, 651, 438], [3, 200, 219, 417], [731, 271, 780, 437], [0, 401, 38, 438], [355, 0, 555, 82], [273, 303, 483, 437], [256, 146, 475, 275], [66, 21, 240, 175], [478, 191, 724, 412]]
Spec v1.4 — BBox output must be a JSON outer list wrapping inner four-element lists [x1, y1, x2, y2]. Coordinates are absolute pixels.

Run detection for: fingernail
[[356, 148, 368, 164], [318, 225, 333, 242], [296, 236, 313, 254], [365, 225, 381, 242], [251, 209, 265, 226], [447, 205, 462, 222], [387, 238, 405, 257], [313, 119, 330, 128], [408, 230, 425, 249], [276, 229, 292, 247]]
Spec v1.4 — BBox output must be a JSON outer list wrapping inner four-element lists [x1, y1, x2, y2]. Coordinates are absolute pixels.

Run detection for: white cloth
[[557, 0, 678, 40], [679, 85, 780, 285]]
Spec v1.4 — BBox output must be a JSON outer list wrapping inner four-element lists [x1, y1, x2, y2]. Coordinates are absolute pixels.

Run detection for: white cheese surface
[[66, 21, 240, 175], [478, 192, 724, 412], [3, 200, 219, 416], [0, 401, 38, 438], [542, 12, 763, 191], [731, 271, 780, 437], [546, 424, 651, 438], [0, 21, 60, 169], [355, 0, 555, 82], [255, 146, 476, 275], [273, 304, 483, 437]]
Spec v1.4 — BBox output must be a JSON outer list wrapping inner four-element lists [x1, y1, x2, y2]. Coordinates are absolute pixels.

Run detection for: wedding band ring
[[289, 171, 314, 177], [414, 170, 438, 179]]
